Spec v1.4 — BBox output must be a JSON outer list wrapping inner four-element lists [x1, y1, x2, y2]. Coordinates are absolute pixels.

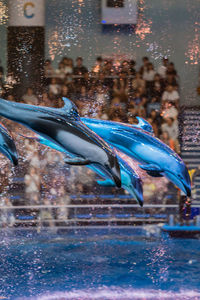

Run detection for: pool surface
[[0, 227, 200, 300]]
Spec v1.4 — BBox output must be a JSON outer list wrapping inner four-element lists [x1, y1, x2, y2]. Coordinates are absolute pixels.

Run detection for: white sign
[[101, 0, 137, 25], [9, 0, 45, 26]]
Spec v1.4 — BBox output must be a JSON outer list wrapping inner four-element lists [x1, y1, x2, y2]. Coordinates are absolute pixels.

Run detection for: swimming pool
[[0, 227, 200, 300]]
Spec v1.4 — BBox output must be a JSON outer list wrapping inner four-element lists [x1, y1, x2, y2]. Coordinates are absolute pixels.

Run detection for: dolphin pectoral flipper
[[64, 157, 91, 166], [139, 164, 164, 177], [146, 171, 164, 177], [97, 179, 115, 187]]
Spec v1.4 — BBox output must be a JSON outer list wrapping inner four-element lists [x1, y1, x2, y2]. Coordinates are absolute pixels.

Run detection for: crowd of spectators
[[0, 55, 181, 226], [43, 55, 180, 152]]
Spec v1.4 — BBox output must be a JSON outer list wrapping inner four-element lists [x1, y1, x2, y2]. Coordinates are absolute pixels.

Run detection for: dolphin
[[0, 123, 18, 165], [81, 117, 191, 197], [0, 97, 121, 187], [20, 133, 143, 206]]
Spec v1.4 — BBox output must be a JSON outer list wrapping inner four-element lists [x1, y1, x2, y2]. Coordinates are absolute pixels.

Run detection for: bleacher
[[180, 108, 200, 201]]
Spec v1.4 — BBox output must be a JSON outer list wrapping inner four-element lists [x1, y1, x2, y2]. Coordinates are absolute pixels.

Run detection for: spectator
[[161, 117, 180, 152], [152, 73, 164, 98], [63, 57, 73, 75], [22, 87, 38, 105], [44, 59, 54, 80], [94, 85, 109, 106], [128, 101, 137, 117], [143, 63, 156, 94], [162, 85, 179, 108], [147, 117, 159, 137], [139, 56, 149, 76], [121, 60, 131, 75], [25, 167, 40, 204], [165, 73, 178, 89], [129, 60, 136, 76], [127, 112, 135, 124], [161, 102, 178, 120], [55, 62, 66, 79], [49, 78, 61, 96], [133, 91, 142, 106], [136, 98, 147, 118], [166, 62, 177, 78], [143, 62, 156, 82], [7, 94, 15, 102], [61, 85, 70, 99], [147, 97, 161, 116], [91, 56, 103, 74], [157, 57, 169, 79], [131, 72, 146, 93], [160, 131, 175, 150], [102, 60, 115, 76], [40, 92, 51, 107], [82, 72, 93, 91], [73, 57, 88, 90], [73, 57, 88, 76], [79, 85, 88, 102], [113, 71, 129, 98]]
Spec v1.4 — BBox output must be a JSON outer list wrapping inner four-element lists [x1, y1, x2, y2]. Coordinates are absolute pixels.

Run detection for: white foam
[[20, 287, 200, 300]]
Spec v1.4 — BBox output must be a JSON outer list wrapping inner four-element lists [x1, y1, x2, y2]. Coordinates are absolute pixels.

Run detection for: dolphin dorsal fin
[[61, 97, 80, 121], [134, 117, 154, 134]]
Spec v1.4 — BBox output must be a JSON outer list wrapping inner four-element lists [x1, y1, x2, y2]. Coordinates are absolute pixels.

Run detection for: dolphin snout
[[165, 168, 191, 198], [180, 164, 191, 197], [185, 184, 191, 197], [182, 178, 191, 197]]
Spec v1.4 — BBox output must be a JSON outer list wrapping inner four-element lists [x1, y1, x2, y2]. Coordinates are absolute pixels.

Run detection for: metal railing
[[0, 202, 199, 228], [0, 204, 182, 228]]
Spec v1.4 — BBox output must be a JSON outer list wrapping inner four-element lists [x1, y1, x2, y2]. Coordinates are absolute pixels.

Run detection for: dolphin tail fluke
[[0, 145, 18, 166], [0, 131, 18, 166], [131, 177, 144, 207], [12, 155, 18, 166], [105, 155, 121, 188]]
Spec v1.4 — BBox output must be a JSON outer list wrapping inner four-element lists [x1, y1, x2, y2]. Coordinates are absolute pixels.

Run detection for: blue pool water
[[0, 227, 200, 300]]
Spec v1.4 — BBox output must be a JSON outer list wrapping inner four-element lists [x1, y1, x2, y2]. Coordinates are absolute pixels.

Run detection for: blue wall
[[1, 0, 200, 105]]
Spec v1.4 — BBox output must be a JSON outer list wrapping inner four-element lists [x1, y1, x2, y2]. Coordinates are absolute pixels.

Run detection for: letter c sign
[[24, 2, 35, 19]]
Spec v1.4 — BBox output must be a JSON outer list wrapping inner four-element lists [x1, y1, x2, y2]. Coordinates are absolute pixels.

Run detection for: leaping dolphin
[[0, 123, 18, 166], [81, 117, 191, 197], [20, 133, 143, 206], [0, 97, 121, 187]]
